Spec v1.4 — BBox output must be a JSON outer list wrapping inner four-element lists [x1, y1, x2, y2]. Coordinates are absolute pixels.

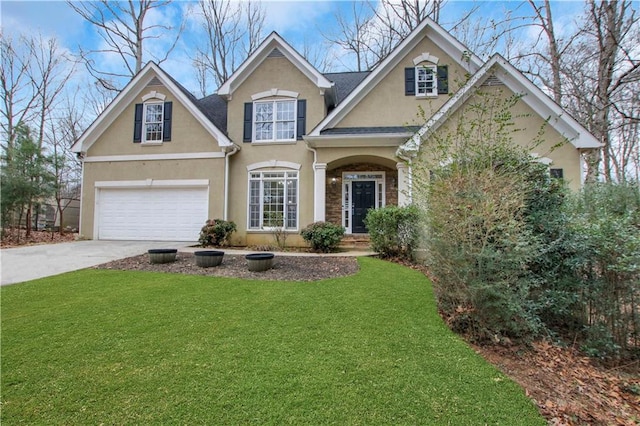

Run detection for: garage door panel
[[97, 187, 208, 241]]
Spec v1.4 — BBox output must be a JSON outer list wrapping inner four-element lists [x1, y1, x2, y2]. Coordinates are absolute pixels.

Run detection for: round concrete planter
[[245, 253, 274, 272], [194, 250, 224, 268], [148, 249, 177, 264]]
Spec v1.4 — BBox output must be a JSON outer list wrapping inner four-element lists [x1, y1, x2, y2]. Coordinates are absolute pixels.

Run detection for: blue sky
[[1, 1, 588, 95]]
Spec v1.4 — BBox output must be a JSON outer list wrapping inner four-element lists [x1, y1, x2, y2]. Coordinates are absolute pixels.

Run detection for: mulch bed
[[94, 252, 360, 281]]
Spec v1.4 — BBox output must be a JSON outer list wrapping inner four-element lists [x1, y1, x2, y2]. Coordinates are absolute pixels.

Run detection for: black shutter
[[133, 103, 143, 143], [437, 65, 449, 94], [243, 102, 253, 142], [405, 67, 415, 96], [296, 99, 306, 140], [162, 101, 172, 142]]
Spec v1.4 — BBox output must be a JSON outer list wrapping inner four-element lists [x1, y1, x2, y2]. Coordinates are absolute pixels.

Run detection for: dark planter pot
[[246, 253, 274, 272], [148, 249, 178, 264], [194, 250, 224, 268]]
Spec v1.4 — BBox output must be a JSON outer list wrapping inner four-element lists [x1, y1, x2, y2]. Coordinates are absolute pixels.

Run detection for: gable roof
[[309, 17, 484, 137], [217, 32, 333, 99], [396, 53, 601, 160], [71, 62, 233, 154]]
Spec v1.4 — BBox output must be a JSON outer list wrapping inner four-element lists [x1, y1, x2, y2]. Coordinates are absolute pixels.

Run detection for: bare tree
[[1, 33, 37, 159], [322, 0, 445, 72], [193, 0, 265, 95], [46, 93, 84, 235], [1, 33, 75, 159], [67, 0, 183, 91], [299, 37, 335, 74], [31, 37, 76, 149], [321, 2, 372, 72]]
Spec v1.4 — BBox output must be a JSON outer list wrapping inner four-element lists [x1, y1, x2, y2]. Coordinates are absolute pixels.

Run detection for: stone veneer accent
[[325, 163, 398, 228]]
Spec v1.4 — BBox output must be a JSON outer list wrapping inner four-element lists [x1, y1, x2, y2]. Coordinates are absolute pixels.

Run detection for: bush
[[198, 219, 236, 247], [300, 221, 345, 253], [364, 205, 420, 259], [567, 183, 640, 359]]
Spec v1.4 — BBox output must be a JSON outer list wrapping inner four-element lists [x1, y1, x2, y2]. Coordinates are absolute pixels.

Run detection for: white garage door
[[97, 187, 208, 241]]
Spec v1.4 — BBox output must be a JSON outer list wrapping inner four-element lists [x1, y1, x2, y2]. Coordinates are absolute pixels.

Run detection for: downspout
[[223, 144, 240, 221], [305, 141, 320, 222], [305, 140, 318, 167]]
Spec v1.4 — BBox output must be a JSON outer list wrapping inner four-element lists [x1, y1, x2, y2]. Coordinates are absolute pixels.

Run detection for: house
[[71, 18, 600, 245]]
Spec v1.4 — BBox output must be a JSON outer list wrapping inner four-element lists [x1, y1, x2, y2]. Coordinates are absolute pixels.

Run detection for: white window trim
[[415, 64, 438, 98], [142, 101, 164, 144], [253, 98, 297, 143], [247, 169, 299, 232], [251, 89, 299, 101]]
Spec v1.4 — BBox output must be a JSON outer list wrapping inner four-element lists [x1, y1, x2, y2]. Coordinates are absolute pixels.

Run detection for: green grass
[[1, 257, 544, 425]]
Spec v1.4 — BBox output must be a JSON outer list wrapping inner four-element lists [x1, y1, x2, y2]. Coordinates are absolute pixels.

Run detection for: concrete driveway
[[0, 240, 195, 286]]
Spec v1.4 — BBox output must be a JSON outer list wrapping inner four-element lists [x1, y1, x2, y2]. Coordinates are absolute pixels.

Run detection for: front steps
[[339, 234, 372, 251]]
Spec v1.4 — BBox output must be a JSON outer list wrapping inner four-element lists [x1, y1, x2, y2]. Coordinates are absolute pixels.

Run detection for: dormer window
[[133, 91, 172, 144]]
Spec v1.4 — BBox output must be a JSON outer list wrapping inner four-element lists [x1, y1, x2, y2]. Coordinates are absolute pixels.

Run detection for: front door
[[351, 181, 375, 233]]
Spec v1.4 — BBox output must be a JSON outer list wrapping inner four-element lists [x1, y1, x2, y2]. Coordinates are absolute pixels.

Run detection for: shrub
[[198, 219, 236, 247], [364, 205, 420, 259], [300, 221, 345, 253], [567, 183, 640, 359], [412, 90, 547, 341]]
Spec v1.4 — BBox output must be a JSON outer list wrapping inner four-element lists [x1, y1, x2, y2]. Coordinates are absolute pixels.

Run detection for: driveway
[[1, 240, 195, 286]]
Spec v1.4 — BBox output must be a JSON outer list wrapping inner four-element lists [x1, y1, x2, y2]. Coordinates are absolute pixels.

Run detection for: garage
[[96, 186, 209, 241]]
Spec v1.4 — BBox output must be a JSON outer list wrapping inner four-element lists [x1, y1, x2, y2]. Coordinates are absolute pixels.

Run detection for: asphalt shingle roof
[[323, 71, 371, 105]]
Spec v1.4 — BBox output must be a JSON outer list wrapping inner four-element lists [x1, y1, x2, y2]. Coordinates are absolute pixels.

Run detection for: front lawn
[[1, 257, 544, 424]]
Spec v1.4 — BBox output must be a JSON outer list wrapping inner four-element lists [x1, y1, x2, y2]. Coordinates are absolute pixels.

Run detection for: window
[[133, 100, 172, 143], [405, 65, 448, 96], [254, 100, 296, 142], [416, 65, 437, 96], [248, 171, 298, 230], [144, 102, 164, 142], [550, 168, 564, 179]]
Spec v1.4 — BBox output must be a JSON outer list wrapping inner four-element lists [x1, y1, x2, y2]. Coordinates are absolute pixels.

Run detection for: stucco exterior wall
[[224, 56, 327, 246], [88, 82, 224, 157], [417, 84, 583, 191], [337, 36, 470, 128]]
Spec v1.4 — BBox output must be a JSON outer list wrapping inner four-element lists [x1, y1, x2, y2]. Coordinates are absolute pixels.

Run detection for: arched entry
[[326, 156, 398, 234]]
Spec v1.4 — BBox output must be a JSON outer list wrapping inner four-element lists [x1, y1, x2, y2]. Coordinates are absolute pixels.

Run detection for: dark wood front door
[[352, 181, 375, 233]]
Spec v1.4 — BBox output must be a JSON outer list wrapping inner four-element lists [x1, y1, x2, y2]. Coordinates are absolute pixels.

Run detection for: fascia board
[[72, 63, 232, 154], [398, 54, 601, 159], [309, 18, 484, 137], [304, 134, 407, 148], [492, 57, 601, 149], [217, 33, 332, 98], [71, 63, 154, 153]]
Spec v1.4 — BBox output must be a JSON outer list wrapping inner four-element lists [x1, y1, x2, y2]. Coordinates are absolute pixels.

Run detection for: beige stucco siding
[[80, 158, 225, 239], [418, 85, 582, 190], [88, 83, 223, 157], [317, 147, 399, 166], [224, 56, 328, 246], [337, 37, 470, 128]]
